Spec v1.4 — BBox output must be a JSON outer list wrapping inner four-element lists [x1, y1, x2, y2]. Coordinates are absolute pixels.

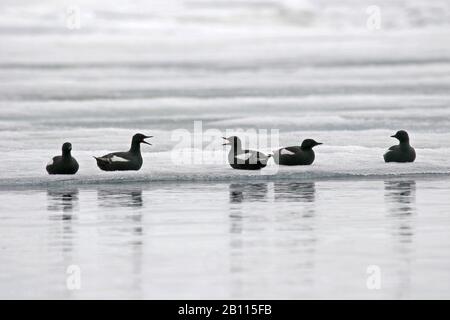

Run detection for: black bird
[[94, 133, 152, 171], [384, 130, 416, 163], [223, 136, 271, 170], [46, 142, 79, 175], [273, 139, 322, 166]]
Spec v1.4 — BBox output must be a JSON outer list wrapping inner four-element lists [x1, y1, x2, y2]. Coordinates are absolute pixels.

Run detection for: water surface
[[1, 0, 450, 299], [1, 177, 449, 299]]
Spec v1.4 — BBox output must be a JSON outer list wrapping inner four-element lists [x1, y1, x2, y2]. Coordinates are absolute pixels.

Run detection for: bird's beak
[[142, 136, 153, 145], [390, 134, 397, 138], [315, 142, 323, 146], [222, 137, 229, 146]]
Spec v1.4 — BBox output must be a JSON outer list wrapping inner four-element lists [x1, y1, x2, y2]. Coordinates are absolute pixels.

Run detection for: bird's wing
[[238, 150, 269, 164], [255, 151, 270, 161], [110, 155, 131, 162], [388, 145, 399, 151], [279, 146, 301, 155], [96, 152, 131, 163], [47, 156, 60, 166], [235, 152, 252, 161]]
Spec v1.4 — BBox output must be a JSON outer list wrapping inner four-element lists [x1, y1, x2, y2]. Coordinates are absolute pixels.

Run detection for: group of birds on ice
[[46, 130, 416, 175]]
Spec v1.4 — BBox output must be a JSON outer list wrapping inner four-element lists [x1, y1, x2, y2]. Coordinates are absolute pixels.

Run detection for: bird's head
[[301, 139, 323, 149], [222, 136, 242, 148], [62, 142, 72, 154], [391, 130, 409, 143], [133, 133, 153, 145]]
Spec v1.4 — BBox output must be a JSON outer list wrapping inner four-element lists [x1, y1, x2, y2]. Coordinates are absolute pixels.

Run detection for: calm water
[[1, 177, 449, 299], [1, 0, 450, 299]]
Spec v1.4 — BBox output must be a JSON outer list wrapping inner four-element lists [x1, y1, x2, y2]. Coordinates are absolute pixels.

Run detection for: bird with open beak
[[94, 133, 153, 171], [223, 136, 271, 170]]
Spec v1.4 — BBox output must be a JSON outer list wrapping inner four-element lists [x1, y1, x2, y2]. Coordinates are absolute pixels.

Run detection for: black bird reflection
[[385, 180, 416, 217], [384, 180, 416, 298], [229, 183, 268, 203], [228, 183, 268, 235], [227, 181, 318, 288], [274, 182, 316, 203], [385, 180, 416, 241], [97, 187, 144, 243], [97, 187, 144, 208], [228, 181, 317, 232], [47, 188, 79, 220], [47, 188, 78, 256]]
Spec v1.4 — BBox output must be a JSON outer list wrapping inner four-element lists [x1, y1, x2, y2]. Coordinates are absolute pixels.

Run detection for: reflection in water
[[96, 187, 144, 239], [228, 183, 269, 296], [385, 179, 416, 244], [228, 181, 318, 293], [274, 182, 316, 219], [97, 187, 143, 208], [229, 183, 268, 203], [385, 180, 416, 217], [274, 182, 316, 203], [96, 187, 144, 295], [46, 188, 79, 265], [273, 182, 317, 277], [384, 180, 417, 299], [228, 183, 268, 234], [47, 188, 79, 220]]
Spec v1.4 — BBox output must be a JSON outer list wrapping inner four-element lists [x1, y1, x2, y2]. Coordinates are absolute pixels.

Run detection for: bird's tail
[[261, 153, 273, 165]]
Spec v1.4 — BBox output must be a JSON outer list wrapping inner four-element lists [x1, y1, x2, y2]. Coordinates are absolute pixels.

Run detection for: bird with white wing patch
[[222, 136, 271, 170], [94, 133, 153, 171], [273, 139, 322, 166]]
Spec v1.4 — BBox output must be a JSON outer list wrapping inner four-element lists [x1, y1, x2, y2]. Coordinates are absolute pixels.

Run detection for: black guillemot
[[46, 142, 79, 175], [384, 130, 416, 163], [273, 139, 322, 166], [223, 136, 271, 170], [94, 133, 152, 171]]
